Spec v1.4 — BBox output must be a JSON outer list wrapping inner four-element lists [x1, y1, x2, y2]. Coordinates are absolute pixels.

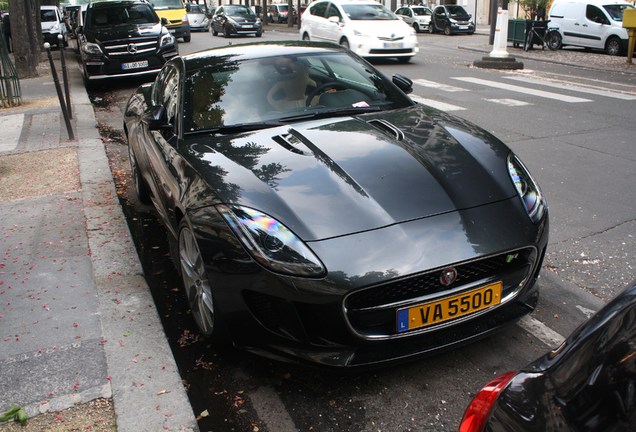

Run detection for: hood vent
[[367, 119, 404, 141]]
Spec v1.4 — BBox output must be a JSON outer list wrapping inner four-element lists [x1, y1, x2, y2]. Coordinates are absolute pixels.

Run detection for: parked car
[[211, 4, 263, 37], [123, 41, 549, 368], [62, 4, 82, 38], [394, 5, 433, 33], [548, 0, 635, 56], [41, 5, 68, 47], [300, 0, 419, 62], [267, 3, 289, 23], [459, 279, 636, 432], [147, 0, 191, 42], [78, 0, 178, 84], [429, 4, 475, 35], [185, 2, 209, 31]]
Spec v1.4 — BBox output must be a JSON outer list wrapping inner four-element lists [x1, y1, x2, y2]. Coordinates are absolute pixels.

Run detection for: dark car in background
[[78, 0, 178, 84], [123, 41, 549, 369], [211, 4, 262, 37], [429, 4, 475, 35], [460, 279, 636, 432]]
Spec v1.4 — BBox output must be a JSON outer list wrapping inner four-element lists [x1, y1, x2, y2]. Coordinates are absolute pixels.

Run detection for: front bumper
[[43, 32, 63, 46], [351, 34, 419, 58], [82, 49, 178, 80], [166, 23, 191, 39], [191, 197, 549, 369], [450, 22, 475, 34]]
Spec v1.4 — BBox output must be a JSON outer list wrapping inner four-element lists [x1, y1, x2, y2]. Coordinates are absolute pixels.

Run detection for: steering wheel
[[305, 82, 350, 106]]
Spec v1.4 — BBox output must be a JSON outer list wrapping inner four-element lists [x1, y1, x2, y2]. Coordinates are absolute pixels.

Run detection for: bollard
[[58, 34, 72, 119], [44, 43, 75, 140]]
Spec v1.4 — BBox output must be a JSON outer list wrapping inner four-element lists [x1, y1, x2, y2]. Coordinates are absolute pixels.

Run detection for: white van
[[41, 5, 68, 48], [548, 0, 635, 55]]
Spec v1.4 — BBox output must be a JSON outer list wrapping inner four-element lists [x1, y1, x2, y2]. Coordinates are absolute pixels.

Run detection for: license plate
[[383, 41, 403, 49], [396, 282, 502, 333], [242, 24, 254, 28], [459, 26, 468, 29], [122, 60, 148, 71]]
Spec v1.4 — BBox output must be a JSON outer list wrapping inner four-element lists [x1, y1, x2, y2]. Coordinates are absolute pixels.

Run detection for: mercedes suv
[[79, 0, 178, 83]]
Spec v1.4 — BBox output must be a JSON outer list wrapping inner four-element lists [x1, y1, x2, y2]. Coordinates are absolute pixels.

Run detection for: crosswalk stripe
[[452, 77, 592, 103], [505, 75, 636, 100], [410, 95, 466, 112], [517, 315, 565, 348], [413, 78, 468, 93], [485, 98, 532, 107]]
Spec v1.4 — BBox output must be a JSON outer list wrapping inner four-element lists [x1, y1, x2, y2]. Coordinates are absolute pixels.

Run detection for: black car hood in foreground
[[182, 106, 519, 241], [84, 22, 165, 43]]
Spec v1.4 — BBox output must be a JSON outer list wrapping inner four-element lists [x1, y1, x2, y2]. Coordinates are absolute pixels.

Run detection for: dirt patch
[[0, 399, 116, 432], [0, 147, 80, 202], [0, 97, 60, 112]]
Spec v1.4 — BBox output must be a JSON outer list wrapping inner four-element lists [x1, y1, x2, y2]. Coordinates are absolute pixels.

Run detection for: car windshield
[[445, 6, 469, 17], [224, 5, 255, 16], [188, 5, 204, 14], [604, 4, 634, 21], [91, 5, 157, 26], [342, 4, 398, 21], [412, 7, 431, 16], [184, 51, 413, 133], [148, 0, 183, 10], [41, 9, 58, 22]]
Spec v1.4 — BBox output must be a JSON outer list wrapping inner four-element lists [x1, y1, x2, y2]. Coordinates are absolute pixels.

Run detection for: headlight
[[508, 154, 546, 223], [160, 33, 175, 47], [182, 14, 189, 24], [218, 205, 325, 277], [449, 18, 458, 24], [82, 42, 103, 55]]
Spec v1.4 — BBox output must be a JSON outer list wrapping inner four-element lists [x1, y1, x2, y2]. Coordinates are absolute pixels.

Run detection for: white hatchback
[[300, 0, 419, 62]]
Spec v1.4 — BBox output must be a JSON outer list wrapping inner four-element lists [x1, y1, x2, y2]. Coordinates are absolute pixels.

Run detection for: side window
[[586, 5, 609, 24], [311, 1, 328, 18], [325, 3, 342, 20], [436, 7, 445, 17]]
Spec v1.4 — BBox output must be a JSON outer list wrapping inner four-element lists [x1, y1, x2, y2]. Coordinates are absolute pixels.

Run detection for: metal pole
[[58, 35, 72, 119], [45, 43, 75, 141]]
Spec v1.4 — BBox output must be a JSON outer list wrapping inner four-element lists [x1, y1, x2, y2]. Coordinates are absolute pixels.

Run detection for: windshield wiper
[[199, 122, 283, 135], [279, 106, 382, 122]]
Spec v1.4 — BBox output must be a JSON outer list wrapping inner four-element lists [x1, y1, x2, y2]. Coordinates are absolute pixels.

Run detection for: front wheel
[[545, 31, 562, 50], [428, 23, 435, 33], [444, 25, 451, 36], [339, 38, 350, 50], [413, 23, 420, 33], [302, 32, 310, 41], [183, 34, 191, 43], [128, 145, 151, 204], [605, 36, 622, 56], [178, 219, 226, 342]]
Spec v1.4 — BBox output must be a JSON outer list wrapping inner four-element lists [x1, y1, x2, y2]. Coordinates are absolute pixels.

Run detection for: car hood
[[85, 22, 163, 42], [227, 14, 258, 23], [182, 106, 517, 241], [347, 19, 412, 38]]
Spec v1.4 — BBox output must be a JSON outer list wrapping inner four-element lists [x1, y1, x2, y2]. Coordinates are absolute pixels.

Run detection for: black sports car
[[123, 41, 549, 368], [459, 279, 636, 432]]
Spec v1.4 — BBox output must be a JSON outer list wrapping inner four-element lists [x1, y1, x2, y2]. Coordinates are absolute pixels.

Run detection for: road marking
[[576, 305, 596, 319], [410, 95, 466, 112], [517, 315, 565, 348], [452, 77, 592, 103], [250, 385, 298, 432], [0, 114, 24, 152], [413, 78, 469, 93], [484, 98, 531, 107], [505, 75, 636, 100]]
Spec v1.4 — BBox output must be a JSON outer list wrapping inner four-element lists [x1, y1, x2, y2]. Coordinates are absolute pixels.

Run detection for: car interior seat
[[266, 59, 316, 111]]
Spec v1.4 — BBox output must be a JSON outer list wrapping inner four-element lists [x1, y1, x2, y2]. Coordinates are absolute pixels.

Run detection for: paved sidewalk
[[0, 50, 198, 431]]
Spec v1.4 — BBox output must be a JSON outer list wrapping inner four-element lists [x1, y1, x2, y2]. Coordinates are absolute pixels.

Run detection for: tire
[[397, 56, 411, 63], [605, 36, 622, 56], [302, 32, 310, 41], [524, 31, 533, 51], [428, 23, 435, 33], [545, 31, 562, 51], [255, 31, 262, 37], [178, 218, 226, 342], [212, 26, 218, 36], [128, 145, 151, 204], [223, 26, 230, 38], [183, 34, 191, 42], [444, 24, 451, 36], [340, 38, 350, 50], [413, 23, 420, 33]]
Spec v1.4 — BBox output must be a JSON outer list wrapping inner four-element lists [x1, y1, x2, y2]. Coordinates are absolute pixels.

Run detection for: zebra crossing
[[408, 72, 636, 112]]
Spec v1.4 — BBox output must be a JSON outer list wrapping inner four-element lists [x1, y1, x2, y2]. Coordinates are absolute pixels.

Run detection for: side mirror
[[142, 105, 172, 131], [328, 16, 340, 24], [392, 74, 413, 94]]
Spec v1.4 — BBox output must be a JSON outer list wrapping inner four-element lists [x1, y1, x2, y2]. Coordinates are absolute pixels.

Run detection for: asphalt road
[[91, 27, 635, 431]]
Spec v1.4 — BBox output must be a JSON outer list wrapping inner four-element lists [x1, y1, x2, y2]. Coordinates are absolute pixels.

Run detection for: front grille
[[369, 48, 414, 54], [345, 248, 537, 337], [102, 37, 158, 58]]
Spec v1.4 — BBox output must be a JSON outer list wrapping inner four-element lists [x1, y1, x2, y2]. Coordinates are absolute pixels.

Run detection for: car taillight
[[458, 371, 516, 432]]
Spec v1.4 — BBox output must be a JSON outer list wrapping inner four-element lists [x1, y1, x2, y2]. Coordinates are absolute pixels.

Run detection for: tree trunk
[[9, 0, 42, 78]]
